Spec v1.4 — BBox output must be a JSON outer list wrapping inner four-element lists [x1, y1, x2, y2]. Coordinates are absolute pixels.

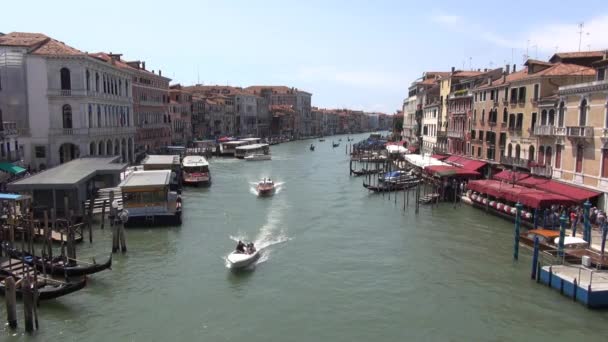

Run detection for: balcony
[[447, 130, 464, 139], [488, 120, 497, 127], [501, 155, 530, 169], [531, 164, 553, 178], [1, 122, 18, 136], [566, 126, 594, 139], [533, 125, 556, 136]]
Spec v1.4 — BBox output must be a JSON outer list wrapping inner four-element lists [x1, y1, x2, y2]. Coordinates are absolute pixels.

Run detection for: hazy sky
[[3, 0, 608, 113]]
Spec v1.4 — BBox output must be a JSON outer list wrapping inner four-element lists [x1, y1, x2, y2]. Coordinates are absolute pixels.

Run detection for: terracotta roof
[[420, 78, 438, 85], [475, 68, 529, 90], [0, 32, 84, 56], [185, 85, 247, 96], [245, 85, 311, 95], [524, 59, 553, 67], [531, 63, 595, 77], [89, 52, 168, 78], [550, 51, 605, 61], [453, 70, 483, 77]]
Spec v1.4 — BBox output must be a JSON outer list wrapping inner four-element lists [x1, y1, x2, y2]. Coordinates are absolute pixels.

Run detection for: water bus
[[235, 143, 270, 159], [119, 170, 182, 226], [219, 141, 249, 156], [181, 155, 211, 186]]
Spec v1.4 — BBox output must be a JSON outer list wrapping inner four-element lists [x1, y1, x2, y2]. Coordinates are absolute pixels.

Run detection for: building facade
[[169, 84, 193, 145]]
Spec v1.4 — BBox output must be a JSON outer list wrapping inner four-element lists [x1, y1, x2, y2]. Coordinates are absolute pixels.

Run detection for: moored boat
[[0, 268, 87, 300], [181, 155, 211, 186], [519, 229, 561, 252], [6, 248, 112, 277]]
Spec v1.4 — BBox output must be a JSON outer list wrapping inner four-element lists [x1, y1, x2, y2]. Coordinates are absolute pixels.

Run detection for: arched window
[[503, 108, 508, 123], [509, 113, 515, 129], [548, 109, 555, 126], [98, 141, 104, 156], [529, 145, 535, 162], [481, 109, 485, 122], [97, 105, 101, 128], [507, 143, 513, 157], [89, 142, 96, 155], [580, 99, 588, 126], [516, 113, 523, 130], [86, 70, 90, 91], [541, 109, 547, 125], [119, 80, 122, 96], [558, 101, 565, 127], [0, 108, 3, 130], [576, 144, 584, 173], [95, 73, 100, 92], [545, 146, 552, 166], [538, 145, 544, 163], [515, 144, 521, 159], [60, 68, 71, 90], [473, 109, 477, 121], [62, 104, 72, 129]]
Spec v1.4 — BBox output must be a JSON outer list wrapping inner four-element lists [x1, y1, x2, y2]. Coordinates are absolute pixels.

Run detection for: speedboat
[[256, 178, 275, 196], [227, 245, 260, 269], [319, 138, 325, 142], [245, 153, 271, 161]]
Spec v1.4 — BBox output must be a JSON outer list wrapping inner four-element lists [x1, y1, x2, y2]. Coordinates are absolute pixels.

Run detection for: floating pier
[[538, 264, 608, 308]]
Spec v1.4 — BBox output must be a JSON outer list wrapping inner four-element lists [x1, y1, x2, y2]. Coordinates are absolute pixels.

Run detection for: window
[[95, 73, 100, 92], [477, 147, 482, 157], [86, 70, 90, 91], [35, 146, 46, 158], [579, 99, 588, 126], [473, 109, 477, 121], [62, 104, 72, 129], [533, 84, 539, 101], [558, 102, 565, 127], [479, 131, 484, 142], [490, 90, 494, 101], [60, 68, 71, 90], [598, 68, 606, 81], [503, 108, 508, 123], [518, 87, 526, 103], [531, 112, 537, 131], [475, 93, 478, 102], [510, 88, 518, 103], [0, 73, 2, 90], [88, 104, 93, 128], [529, 145, 535, 162], [576, 145, 584, 173], [0, 109, 3, 131], [602, 149, 608, 178], [516, 113, 523, 130], [471, 130, 476, 140], [555, 145, 562, 168], [545, 146, 552, 166], [507, 143, 512, 157], [548, 109, 555, 126], [515, 144, 521, 159]]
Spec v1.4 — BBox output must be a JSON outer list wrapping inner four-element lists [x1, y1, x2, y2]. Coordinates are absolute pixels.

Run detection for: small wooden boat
[[332, 142, 340, 148], [256, 179, 275, 196], [352, 168, 384, 176], [0, 268, 87, 301], [7, 249, 112, 277], [519, 229, 561, 252]]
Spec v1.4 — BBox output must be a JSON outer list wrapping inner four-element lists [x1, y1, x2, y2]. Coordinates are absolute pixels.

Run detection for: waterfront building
[[169, 84, 193, 145], [554, 53, 608, 208], [245, 86, 312, 137], [498, 60, 595, 175], [402, 85, 418, 148], [0, 32, 135, 169], [89, 54, 172, 157]]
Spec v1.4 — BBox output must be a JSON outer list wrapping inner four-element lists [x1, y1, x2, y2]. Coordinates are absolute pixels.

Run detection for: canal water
[[3, 132, 608, 341]]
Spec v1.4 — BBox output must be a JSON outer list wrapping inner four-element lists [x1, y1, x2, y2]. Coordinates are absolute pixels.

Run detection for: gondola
[[351, 168, 384, 176], [6, 248, 112, 277], [332, 142, 340, 148], [0, 269, 87, 300], [363, 180, 419, 192], [310, 145, 315, 151]]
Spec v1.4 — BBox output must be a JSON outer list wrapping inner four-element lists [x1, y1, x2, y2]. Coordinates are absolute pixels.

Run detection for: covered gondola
[[0, 269, 87, 301], [6, 248, 112, 277]]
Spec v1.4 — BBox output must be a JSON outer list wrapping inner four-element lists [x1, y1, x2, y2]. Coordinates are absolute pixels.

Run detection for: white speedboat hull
[[227, 251, 260, 269], [245, 154, 271, 161]]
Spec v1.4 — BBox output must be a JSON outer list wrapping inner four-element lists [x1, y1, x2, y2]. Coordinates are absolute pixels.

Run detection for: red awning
[[459, 158, 487, 171], [424, 165, 479, 178], [407, 146, 417, 152], [467, 179, 574, 208], [431, 154, 449, 161], [493, 170, 530, 182], [534, 180, 601, 202], [445, 155, 463, 164], [516, 176, 549, 187]]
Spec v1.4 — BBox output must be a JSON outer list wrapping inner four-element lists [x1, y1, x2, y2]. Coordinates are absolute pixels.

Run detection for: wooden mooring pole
[[4, 276, 17, 329], [101, 199, 107, 230], [22, 277, 34, 333]]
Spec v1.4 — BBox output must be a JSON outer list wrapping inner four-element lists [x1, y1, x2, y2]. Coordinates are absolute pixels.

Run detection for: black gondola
[[332, 142, 340, 148], [351, 168, 384, 176], [6, 248, 112, 277], [310, 144, 315, 151], [0, 269, 87, 300], [363, 180, 419, 192]]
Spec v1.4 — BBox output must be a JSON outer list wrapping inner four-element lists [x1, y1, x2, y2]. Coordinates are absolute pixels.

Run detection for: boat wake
[[225, 201, 290, 268]]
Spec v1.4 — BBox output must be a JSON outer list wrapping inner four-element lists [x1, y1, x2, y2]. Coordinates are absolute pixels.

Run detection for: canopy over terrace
[[516, 177, 601, 202], [493, 170, 530, 183], [424, 165, 479, 179], [468, 179, 574, 209], [7, 157, 127, 217], [403, 154, 447, 169]]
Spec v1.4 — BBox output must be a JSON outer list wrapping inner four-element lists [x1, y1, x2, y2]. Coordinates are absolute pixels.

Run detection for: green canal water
[[2, 132, 608, 341]]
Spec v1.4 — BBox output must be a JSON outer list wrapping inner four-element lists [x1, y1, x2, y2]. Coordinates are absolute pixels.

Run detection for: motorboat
[[181, 155, 211, 186], [319, 138, 325, 142], [245, 153, 271, 161], [227, 242, 260, 269], [332, 142, 340, 148], [256, 178, 276, 196]]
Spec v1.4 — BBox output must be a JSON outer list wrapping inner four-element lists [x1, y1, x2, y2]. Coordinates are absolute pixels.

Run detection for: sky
[[3, 0, 608, 114]]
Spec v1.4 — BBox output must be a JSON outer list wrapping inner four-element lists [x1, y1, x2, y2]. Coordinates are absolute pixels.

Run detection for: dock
[[538, 264, 608, 308]]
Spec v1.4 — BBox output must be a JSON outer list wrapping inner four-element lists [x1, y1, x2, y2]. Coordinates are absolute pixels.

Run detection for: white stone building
[[0, 32, 136, 169]]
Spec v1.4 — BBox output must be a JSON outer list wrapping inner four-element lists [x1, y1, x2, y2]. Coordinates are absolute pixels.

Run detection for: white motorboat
[[245, 153, 271, 161], [227, 250, 260, 269]]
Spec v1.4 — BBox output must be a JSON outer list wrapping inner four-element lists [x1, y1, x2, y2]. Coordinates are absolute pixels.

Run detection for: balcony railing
[[531, 165, 553, 178], [447, 130, 464, 139], [1, 122, 18, 136], [488, 120, 497, 127], [501, 155, 530, 169], [566, 126, 594, 138], [533, 125, 556, 136]]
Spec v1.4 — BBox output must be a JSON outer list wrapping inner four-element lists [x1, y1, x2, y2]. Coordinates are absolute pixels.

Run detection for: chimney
[[159, 70, 162, 76], [142, 61, 146, 70], [506, 64, 510, 75], [451, 66, 455, 73], [484, 68, 488, 72], [108, 52, 122, 62], [513, 64, 516, 72], [487, 77, 491, 85]]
